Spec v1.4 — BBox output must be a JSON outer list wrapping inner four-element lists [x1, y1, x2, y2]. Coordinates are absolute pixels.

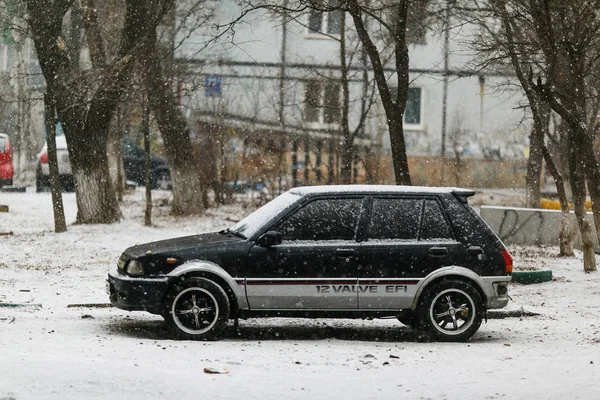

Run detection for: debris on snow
[[203, 367, 229, 374]]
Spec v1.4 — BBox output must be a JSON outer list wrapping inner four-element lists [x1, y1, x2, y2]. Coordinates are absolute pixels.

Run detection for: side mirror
[[257, 231, 283, 247]]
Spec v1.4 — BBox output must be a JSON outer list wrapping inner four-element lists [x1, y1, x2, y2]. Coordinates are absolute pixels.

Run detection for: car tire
[[165, 277, 230, 340], [415, 279, 483, 342], [35, 164, 48, 193], [397, 316, 415, 328]]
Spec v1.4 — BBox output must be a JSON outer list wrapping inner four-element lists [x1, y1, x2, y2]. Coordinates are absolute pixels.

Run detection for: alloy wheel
[[429, 288, 476, 336], [171, 287, 219, 335]]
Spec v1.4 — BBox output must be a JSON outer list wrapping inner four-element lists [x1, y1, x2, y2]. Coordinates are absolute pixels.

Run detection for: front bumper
[[107, 269, 173, 314]]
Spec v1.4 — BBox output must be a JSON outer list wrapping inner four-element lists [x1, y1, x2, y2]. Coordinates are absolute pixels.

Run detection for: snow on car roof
[[289, 185, 475, 196]]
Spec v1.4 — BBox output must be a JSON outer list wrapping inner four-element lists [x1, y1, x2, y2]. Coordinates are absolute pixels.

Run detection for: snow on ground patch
[[2, 188, 600, 399]]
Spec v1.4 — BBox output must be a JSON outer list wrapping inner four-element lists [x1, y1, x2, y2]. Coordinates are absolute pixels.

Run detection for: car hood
[[122, 231, 244, 259]]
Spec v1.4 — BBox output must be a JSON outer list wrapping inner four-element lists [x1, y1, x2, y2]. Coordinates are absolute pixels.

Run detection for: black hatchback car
[[108, 185, 512, 342]]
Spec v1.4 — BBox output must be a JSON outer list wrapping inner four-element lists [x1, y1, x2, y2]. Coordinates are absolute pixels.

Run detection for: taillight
[[501, 249, 513, 274], [40, 153, 48, 164]]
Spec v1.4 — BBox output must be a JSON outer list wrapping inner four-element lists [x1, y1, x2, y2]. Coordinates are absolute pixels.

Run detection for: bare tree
[[138, 0, 204, 216], [338, 9, 377, 184], [44, 91, 66, 233], [344, 0, 415, 184], [226, 0, 424, 185], [0, 2, 35, 184], [542, 144, 574, 257], [488, 0, 600, 271], [26, 0, 170, 223]]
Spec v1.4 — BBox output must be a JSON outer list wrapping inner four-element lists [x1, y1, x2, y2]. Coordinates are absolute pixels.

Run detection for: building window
[[304, 81, 341, 125], [389, 86, 423, 128], [307, 0, 343, 35], [404, 87, 422, 126]]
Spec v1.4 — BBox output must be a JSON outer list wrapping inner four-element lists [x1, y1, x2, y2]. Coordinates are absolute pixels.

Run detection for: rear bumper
[[40, 158, 71, 175], [480, 276, 512, 309], [0, 163, 13, 182], [107, 269, 172, 314]]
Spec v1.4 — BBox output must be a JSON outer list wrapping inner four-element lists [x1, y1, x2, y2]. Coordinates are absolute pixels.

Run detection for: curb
[[0, 303, 42, 309], [511, 270, 553, 284], [67, 303, 113, 308], [1, 186, 26, 193]]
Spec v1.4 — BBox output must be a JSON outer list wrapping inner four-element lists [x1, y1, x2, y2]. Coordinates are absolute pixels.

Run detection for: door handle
[[335, 249, 355, 257], [467, 246, 483, 256], [428, 247, 448, 257]]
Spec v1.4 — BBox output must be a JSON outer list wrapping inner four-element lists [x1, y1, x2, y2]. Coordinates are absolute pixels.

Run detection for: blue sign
[[205, 76, 222, 96]]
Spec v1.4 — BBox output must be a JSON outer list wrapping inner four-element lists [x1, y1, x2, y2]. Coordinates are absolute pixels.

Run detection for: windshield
[[231, 191, 301, 239]]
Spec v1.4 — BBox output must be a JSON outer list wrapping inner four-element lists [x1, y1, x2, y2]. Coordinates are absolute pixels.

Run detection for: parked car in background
[[0, 133, 13, 188], [121, 137, 171, 190], [108, 185, 513, 342], [36, 136, 171, 192], [36, 134, 73, 192]]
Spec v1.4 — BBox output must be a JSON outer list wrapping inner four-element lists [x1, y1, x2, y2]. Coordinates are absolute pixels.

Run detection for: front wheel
[[415, 279, 483, 342], [165, 277, 230, 340]]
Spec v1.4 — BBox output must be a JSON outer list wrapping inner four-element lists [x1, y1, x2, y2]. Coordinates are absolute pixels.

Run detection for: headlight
[[125, 260, 145, 276]]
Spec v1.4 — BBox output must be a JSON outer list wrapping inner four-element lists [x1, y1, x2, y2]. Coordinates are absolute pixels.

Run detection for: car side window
[[420, 199, 453, 240], [368, 198, 422, 240], [277, 198, 362, 241]]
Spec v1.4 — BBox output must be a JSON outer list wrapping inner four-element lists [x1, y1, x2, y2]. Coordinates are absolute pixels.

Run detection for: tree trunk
[[142, 94, 152, 226], [542, 145, 574, 256], [389, 115, 412, 185], [107, 108, 125, 202], [567, 128, 596, 272], [44, 92, 67, 233], [348, 0, 412, 185], [72, 163, 120, 223], [525, 105, 548, 208], [27, 0, 166, 224], [339, 11, 353, 185], [141, 32, 203, 215], [581, 140, 600, 250]]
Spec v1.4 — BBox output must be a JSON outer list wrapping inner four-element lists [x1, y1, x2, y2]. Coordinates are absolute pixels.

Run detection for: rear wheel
[[396, 312, 415, 328], [165, 277, 230, 340], [416, 279, 483, 342], [35, 164, 49, 193]]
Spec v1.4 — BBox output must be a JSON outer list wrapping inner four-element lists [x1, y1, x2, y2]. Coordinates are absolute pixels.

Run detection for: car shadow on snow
[[105, 317, 424, 342]]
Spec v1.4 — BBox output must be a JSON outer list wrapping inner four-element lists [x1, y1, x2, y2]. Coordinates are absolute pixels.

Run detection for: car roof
[[289, 185, 475, 197]]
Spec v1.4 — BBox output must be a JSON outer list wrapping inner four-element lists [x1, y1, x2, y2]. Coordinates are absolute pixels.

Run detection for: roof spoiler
[[451, 188, 476, 203]]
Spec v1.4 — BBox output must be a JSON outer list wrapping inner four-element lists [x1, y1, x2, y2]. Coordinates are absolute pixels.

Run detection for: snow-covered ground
[[1, 188, 600, 400]]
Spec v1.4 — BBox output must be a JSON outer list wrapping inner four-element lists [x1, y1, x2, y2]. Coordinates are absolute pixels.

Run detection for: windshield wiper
[[219, 228, 246, 240]]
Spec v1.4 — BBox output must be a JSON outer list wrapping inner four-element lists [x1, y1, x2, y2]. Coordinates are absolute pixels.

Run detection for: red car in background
[[0, 133, 13, 188]]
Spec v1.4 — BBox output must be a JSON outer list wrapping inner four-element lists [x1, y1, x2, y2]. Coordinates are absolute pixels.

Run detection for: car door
[[245, 196, 365, 310], [358, 196, 461, 309]]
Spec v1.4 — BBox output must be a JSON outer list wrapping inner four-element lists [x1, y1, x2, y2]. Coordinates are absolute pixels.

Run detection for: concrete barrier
[[480, 206, 598, 251]]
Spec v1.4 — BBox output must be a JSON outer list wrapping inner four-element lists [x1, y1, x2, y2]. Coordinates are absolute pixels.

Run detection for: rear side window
[[368, 198, 422, 240], [440, 195, 495, 246], [420, 200, 453, 240], [0, 137, 6, 153], [368, 197, 454, 241], [278, 198, 362, 241]]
